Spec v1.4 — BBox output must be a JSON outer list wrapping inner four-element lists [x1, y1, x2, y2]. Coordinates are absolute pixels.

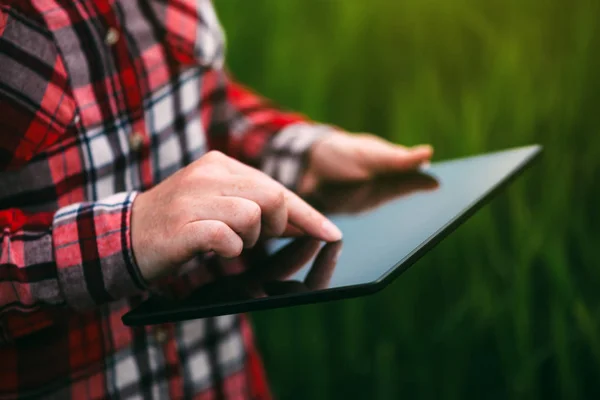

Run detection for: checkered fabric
[[0, 0, 334, 398]]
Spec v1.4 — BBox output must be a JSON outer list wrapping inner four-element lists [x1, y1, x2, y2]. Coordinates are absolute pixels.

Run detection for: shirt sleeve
[[204, 70, 338, 191], [0, 193, 147, 316]]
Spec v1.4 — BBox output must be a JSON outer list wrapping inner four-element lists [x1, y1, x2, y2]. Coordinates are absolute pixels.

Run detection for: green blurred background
[[216, 1, 600, 398]]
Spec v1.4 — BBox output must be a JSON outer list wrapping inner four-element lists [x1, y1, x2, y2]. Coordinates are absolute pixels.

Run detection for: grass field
[[216, 1, 600, 398]]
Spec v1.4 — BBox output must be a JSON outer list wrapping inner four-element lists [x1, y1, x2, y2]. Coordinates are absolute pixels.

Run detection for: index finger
[[285, 191, 342, 241], [222, 156, 342, 242]]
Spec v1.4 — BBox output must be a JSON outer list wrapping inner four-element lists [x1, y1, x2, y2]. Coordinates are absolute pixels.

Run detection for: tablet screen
[[123, 145, 540, 325]]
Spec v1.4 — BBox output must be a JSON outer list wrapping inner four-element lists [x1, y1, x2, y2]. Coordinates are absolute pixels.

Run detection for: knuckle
[[264, 188, 285, 209], [209, 222, 228, 242], [352, 145, 369, 159], [187, 164, 221, 184], [243, 201, 262, 227], [231, 240, 244, 257], [179, 167, 201, 184], [243, 175, 260, 189], [274, 190, 286, 207], [203, 150, 226, 164]]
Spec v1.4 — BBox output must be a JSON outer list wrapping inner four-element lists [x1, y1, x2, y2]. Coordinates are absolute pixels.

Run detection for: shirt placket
[[94, 1, 154, 191], [94, 3, 184, 395]]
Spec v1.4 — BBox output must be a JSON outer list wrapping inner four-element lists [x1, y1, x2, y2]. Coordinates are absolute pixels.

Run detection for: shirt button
[[73, 114, 81, 125], [129, 132, 144, 151], [104, 27, 120, 46], [154, 328, 168, 344]]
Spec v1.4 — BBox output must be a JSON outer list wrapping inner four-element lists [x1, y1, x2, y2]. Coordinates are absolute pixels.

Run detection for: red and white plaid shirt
[[0, 0, 333, 398]]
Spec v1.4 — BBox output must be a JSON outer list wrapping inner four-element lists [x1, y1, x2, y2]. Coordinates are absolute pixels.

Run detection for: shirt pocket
[[0, 5, 76, 169], [140, 0, 226, 68]]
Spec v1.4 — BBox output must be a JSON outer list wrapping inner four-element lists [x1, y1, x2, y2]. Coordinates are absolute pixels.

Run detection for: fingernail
[[419, 161, 431, 170], [321, 219, 342, 241]]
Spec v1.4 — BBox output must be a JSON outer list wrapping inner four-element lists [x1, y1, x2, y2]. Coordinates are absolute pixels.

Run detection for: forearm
[[208, 70, 336, 190]]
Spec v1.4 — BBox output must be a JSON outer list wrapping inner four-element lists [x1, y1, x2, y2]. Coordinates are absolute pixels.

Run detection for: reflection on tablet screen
[[130, 145, 540, 321], [167, 171, 440, 306]]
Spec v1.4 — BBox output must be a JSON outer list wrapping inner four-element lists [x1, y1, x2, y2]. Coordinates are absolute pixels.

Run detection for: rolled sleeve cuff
[[52, 192, 147, 310], [261, 122, 337, 190]]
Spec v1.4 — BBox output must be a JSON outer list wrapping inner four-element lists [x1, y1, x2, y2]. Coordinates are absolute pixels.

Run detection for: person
[[0, 0, 433, 398]]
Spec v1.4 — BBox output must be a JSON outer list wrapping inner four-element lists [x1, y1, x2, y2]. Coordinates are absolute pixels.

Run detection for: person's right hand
[[131, 151, 343, 281]]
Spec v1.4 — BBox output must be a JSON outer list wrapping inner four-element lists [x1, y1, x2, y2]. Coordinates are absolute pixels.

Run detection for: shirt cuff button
[[105, 27, 120, 46], [129, 132, 144, 151], [154, 327, 168, 344]]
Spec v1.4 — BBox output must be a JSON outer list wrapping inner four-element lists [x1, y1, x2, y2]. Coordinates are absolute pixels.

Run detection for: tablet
[[122, 144, 541, 326]]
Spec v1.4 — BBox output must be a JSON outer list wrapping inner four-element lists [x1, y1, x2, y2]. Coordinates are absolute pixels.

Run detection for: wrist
[[260, 123, 337, 190], [130, 190, 161, 282], [297, 130, 344, 195]]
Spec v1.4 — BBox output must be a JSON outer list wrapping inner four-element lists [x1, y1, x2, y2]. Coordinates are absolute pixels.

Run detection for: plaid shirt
[[0, 0, 333, 398]]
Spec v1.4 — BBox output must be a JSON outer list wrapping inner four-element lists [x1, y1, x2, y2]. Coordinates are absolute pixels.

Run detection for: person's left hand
[[299, 131, 433, 194]]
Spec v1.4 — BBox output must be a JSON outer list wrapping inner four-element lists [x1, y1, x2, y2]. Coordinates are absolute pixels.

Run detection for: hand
[[131, 151, 342, 281], [299, 131, 433, 194]]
